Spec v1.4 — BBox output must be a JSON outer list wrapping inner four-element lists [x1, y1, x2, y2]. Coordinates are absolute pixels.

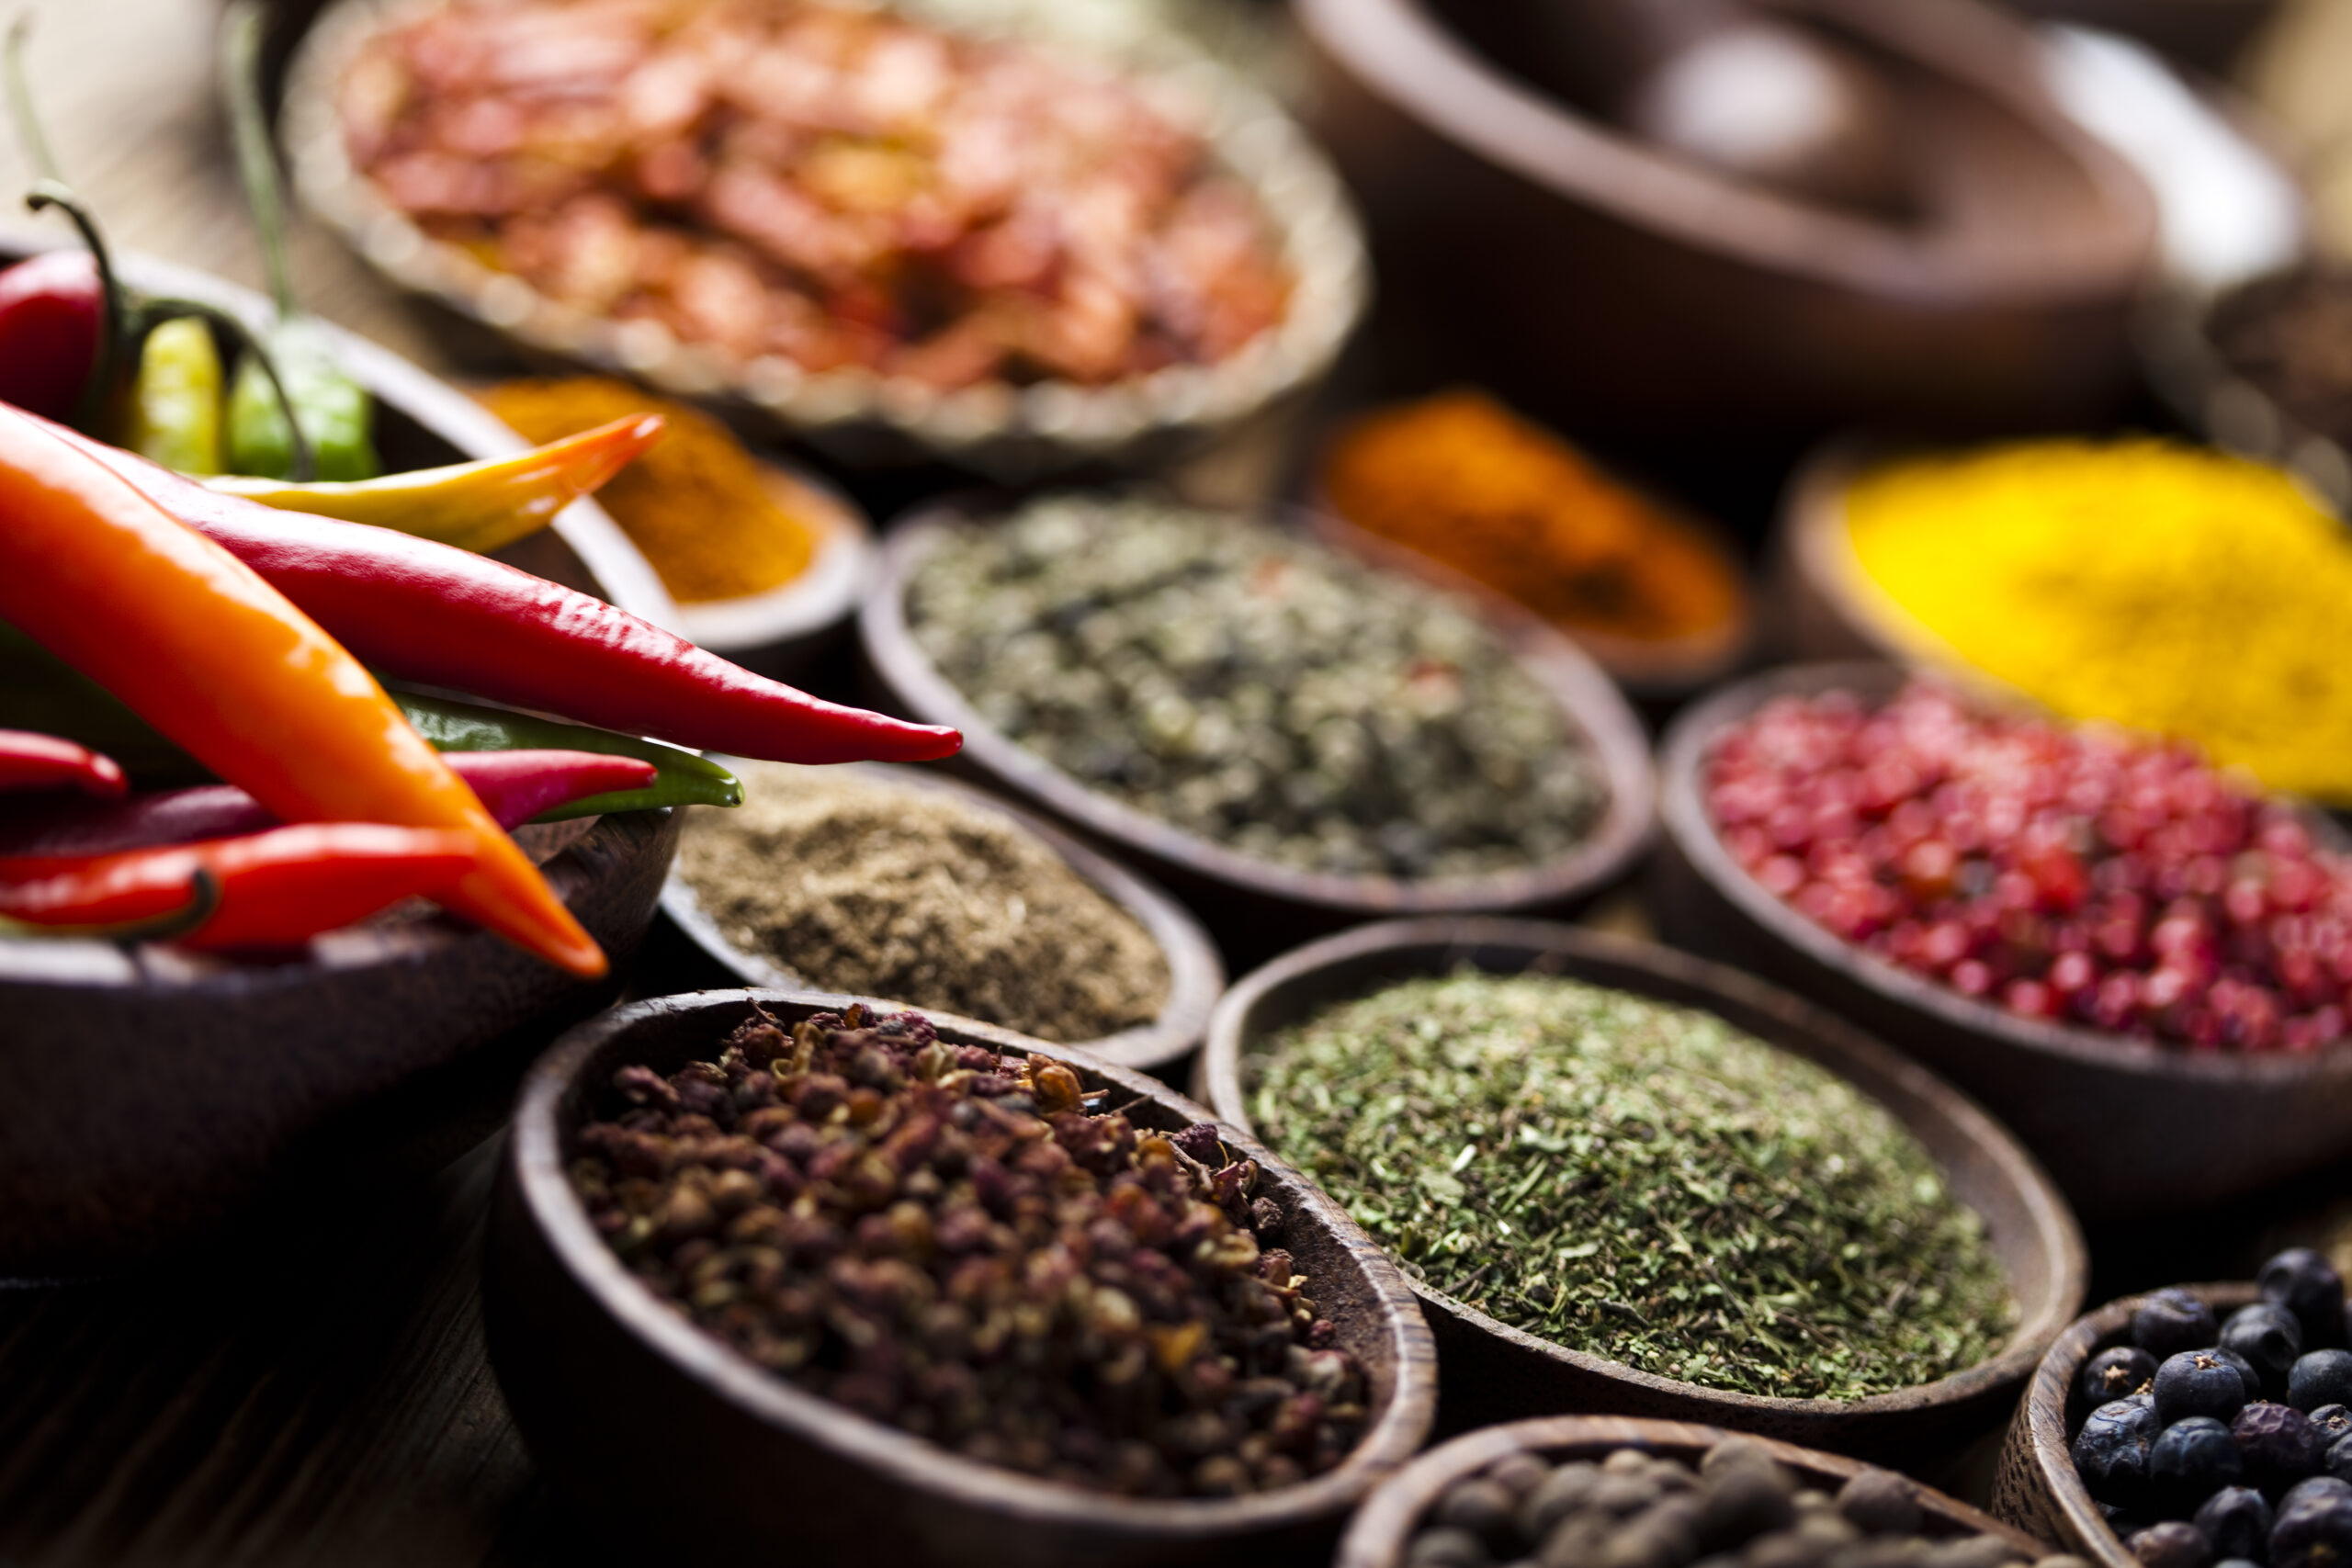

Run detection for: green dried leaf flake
[[1243, 972, 2017, 1401]]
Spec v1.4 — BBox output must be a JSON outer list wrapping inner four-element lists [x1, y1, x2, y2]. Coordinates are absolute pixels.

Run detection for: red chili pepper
[[0, 252, 100, 422], [0, 822, 481, 950], [0, 749, 656, 858], [0, 728, 125, 797], [41, 418, 960, 765]]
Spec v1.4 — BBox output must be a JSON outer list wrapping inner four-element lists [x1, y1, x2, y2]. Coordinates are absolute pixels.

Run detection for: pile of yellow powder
[[1844, 439, 2352, 803]]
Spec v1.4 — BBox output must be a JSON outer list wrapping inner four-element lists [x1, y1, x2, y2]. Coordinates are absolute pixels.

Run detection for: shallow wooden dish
[[1298, 0, 2157, 438], [655, 761, 1225, 1072], [1651, 661, 2352, 1218], [0, 232, 684, 1279], [1345, 1415, 2053, 1568], [669, 462, 875, 680], [1195, 916, 2086, 1461], [857, 503, 1658, 966], [484, 987, 1439, 1567], [282, 0, 1366, 479], [1990, 1282, 2256, 1563]]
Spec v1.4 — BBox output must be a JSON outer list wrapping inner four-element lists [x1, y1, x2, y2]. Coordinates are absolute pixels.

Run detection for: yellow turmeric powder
[[480, 378, 814, 603], [1845, 439, 2352, 803], [1319, 389, 1744, 646]]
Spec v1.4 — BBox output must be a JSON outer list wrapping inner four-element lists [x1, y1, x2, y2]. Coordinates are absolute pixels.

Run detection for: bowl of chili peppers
[[281, 0, 1368, 479], [1651, 660, 2352, 1221]]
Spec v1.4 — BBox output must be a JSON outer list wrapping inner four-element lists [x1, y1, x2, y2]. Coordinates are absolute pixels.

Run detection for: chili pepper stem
[[22, 183, 119, 432], [137, 297, 315, 481], [0, 865, 217, 944]]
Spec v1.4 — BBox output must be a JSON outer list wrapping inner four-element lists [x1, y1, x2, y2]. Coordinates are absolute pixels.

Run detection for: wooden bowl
[[2007, 0, 2281, 72], [668, 462, 875, 681], [1990, 1282, 2256, 1563], [1650, 661, 2352, 1218], [1766, 440, 1972, 671], [0, 232, 684, 1279], [483, 987, 1440, 1567], [856, 502, 1659, 967], [281, 0, 1367, 480], [1296, 0, 2158, 439], [1194, 915, 2086, 1461], [654, 761, 1226, 1072], [1344, 1416, 2055, 1568]]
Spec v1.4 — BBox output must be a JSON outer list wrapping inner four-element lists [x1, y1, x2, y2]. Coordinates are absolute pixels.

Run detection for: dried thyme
[[1243, 973, 2017, 1400], [907, 493, 1607, 880]]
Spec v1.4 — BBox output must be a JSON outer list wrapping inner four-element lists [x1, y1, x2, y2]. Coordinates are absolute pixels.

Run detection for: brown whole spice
[[570, 1004, 1370, 1497]]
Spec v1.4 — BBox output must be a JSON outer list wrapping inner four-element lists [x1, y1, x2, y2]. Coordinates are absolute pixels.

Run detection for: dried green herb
[[1244, 972, 2017, 1400]]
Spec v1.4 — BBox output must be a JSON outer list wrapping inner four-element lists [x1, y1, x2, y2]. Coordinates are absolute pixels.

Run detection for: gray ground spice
[[1244, 972, 2017, 1400], [678, 761, 1169, 1043]]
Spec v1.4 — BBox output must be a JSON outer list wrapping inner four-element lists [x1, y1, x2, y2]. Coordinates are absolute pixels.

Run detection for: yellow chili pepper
[[201, 413, 665, 554], [122, 316, 225, 475]]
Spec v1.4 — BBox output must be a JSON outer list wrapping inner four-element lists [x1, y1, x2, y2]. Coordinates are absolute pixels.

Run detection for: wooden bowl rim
[[659, 759, 1226, 1070], [858, 500, 1659, 917], [506, 986, 1440, 1538], [1338, 1414, 2053, 1568], [1657, 659, 2352, 1088], [2018, 1280, 2258, 1568], [1295, 0, 2155, 304], [1197, 912, 2087, 1421]]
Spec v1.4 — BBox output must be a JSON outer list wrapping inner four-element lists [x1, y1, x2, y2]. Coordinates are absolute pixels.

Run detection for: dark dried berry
[[2152, 1417, 2246, 1514], [2077, 1397, 2165, 1508], [2160, 1352, 2255, 1426], [1695, 1464, 1795, 1549], [1836, 1469, 1921, 1536], [2325, 1434, 2352, 1485], [2293, 1352, 2352, 1415], [2236, 1401, 2324, 1490], [1407, 1525, 1491, 1568], [2227, 1306, 2310, 1401], [2128, 1521, 2213, 1568], [2264, 1250, 2348, 1352], [2138, 1292, 2223, 1359], [2272, 1486, 2352, 1568], [2281, 1478, 2352, 1516], [2193, 1487, 2274, 1562], [2312, 1407, 2352, 1449], [2086, 1348, 2164, 1409], [1438, 1477, 1521, 1548], [2220, 1349, 2270, 1404]]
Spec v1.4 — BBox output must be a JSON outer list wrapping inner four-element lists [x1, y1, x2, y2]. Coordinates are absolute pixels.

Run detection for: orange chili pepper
[[0, 403, 605, 976]]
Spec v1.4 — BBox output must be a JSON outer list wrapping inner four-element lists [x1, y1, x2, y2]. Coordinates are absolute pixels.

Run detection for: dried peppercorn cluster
[[1706, 682, 2352, 1051], [1402, 1434, 2074, 1568], [2070, 1250, 2352, 1568], [569, 1004, 1371, 1498]]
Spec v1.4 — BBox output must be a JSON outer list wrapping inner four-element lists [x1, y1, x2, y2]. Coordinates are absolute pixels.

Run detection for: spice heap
[[910, 495, 1608, 880], [1320, 389, 1747, 649], [571, 1004, 1372, 1496], [675, 761, 1168, 1043], [481, 378, 813, 604], [1245, 972, 2013, 1401], [344, 0, 1291, 388], [2068, 1249, 2352, 1565], [1842, 440, 2352, 803], [1708, 682, 2352, 1052], [2208, 268, 2352, 447], [1403, 1436, 2064, 1568]]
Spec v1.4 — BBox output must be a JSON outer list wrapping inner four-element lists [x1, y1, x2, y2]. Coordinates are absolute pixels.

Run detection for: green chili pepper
[[0, 620, 742, 818], [219, 1, 378, 483], [122, 315, 225, 475]]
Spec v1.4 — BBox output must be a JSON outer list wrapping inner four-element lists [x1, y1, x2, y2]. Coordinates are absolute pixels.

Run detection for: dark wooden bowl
[[1195, 916, 2086, 1461], [1990, 1283, 2256, 1563], [1296, 0, 2158, 440], [1651, 661, 2352, 1219], [0, 231, 682, 1280], [1344, 1415, 2055, 1568], [857, 503, 1658, 967], [654, 761, 1226, 1072], [483, 987, 1440, 1567]]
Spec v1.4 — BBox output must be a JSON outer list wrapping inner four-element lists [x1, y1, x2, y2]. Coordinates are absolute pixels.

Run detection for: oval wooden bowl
[[1195, 915, 2086, 1461], [857, 503, 1659, 967], [1990, 1282, 2257, 1563], [654, 761, 1226, 1072], [1651, 660, 2352, 1219], [1344, 1416, 2054, 1568], [1296, 0, 2157, 437], [484, 987, 1440, 1567]]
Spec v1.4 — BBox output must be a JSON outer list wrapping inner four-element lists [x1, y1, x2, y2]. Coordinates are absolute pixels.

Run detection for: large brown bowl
[[857, 502, 1658, 966], [655, 761, 1226, 1072], [1196, 916, 2086, 1461], [1344, 1416, 2054, 1568], [1650, 660, 2352, 1218], [483, 987, 1440, 1567], [0, 233, 681, 1279], [1990, 1283, 2257, 1563]]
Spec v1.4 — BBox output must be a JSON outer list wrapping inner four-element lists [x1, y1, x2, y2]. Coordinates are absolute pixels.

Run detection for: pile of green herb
[[1244, 972, 2017, 1400]]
